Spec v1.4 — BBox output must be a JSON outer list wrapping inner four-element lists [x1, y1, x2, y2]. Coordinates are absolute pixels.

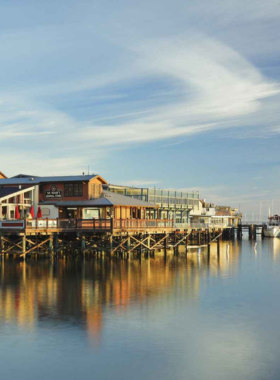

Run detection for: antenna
[[88, 165, 89, 175]]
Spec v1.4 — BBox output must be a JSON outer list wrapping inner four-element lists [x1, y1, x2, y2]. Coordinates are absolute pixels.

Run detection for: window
[[42, 208, 50, 216], [83, 209, 100, 219], [64, 183, 83, 197]]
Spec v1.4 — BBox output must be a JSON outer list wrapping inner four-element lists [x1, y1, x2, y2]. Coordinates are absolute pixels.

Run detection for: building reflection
[[0, 242, 242, 341]]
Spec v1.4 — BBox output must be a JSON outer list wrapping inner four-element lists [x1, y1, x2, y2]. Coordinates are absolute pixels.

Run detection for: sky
[[0, 0, 280, 219]]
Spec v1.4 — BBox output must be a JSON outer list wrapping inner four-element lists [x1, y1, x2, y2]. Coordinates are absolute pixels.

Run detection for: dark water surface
[[1, 239, 280, 380]]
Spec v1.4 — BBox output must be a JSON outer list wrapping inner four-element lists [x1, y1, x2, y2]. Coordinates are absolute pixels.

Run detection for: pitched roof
[[0, 171, 7, 179], [0, 186, 33, 199], [40, 190, 157, 208], [0, 174, 102, 185], [12, 174, 39, 178], [102, 190, 156, 207]]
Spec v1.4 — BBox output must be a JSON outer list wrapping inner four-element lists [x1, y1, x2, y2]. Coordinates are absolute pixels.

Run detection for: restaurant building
[[0, 174, 157, 221]]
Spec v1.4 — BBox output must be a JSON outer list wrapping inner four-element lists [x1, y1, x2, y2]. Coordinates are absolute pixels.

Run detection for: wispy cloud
[[1, 33, 279, 148], [0, 0, 280, 215]]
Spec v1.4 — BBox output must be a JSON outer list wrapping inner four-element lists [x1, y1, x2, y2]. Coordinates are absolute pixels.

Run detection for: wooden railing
[[174, 222, 232, 229], [24, 218, 174, 231], [113, 219, 174, 229], [24, 218, 112, 231], [0, 218, 228, 232]]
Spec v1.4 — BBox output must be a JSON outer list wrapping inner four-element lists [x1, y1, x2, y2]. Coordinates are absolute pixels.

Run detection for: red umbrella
[[15, 205, 20, 219], [37, 206, 42, 218], [30, 205, 35, 218]]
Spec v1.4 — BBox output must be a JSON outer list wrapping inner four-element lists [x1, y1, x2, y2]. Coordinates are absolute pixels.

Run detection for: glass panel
[[83, 209, 100, 219]]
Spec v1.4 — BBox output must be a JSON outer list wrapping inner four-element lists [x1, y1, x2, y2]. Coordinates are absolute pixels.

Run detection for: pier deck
[[0, 218, 224, 235], [0, 218, 225, 258]]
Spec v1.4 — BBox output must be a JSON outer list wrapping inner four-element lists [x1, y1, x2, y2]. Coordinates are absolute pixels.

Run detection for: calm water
[[1, 239, 280, 380]]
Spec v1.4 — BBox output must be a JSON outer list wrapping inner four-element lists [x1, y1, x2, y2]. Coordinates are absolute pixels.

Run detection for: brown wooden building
[[0, 174, 157, 221]]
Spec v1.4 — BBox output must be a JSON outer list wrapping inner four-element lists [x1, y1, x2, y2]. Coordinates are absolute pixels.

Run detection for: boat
[[263, 215, 280, 238]]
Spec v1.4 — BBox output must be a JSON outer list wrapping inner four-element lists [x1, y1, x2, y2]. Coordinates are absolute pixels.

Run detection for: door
[[67, 208, 78, 219]]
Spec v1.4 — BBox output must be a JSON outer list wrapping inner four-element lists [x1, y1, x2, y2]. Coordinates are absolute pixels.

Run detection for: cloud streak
[[2, 34, 278, 149], [0, 0, 279, 217]]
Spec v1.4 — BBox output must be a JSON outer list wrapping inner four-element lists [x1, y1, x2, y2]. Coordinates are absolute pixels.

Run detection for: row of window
[[64, 183, 83, 197], [40, 183, 84, 197]]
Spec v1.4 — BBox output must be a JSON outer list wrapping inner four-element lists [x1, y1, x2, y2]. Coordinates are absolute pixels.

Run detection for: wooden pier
[[221, 222, 266, 240], [0, 218, 223, 259]]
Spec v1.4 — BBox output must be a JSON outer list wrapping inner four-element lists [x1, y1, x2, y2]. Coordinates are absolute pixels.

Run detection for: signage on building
[[45, 185, 62, 199]]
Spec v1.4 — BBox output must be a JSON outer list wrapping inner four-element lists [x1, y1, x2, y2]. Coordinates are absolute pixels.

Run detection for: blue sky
[[0, 0, 280, 218]]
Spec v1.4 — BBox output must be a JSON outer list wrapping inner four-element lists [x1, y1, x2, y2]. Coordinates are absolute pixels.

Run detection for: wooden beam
[[128, 235, 150, 253], [110, 236, 130, 254], [171, 232, 191, 248], [150, 234, 168, 250], [20, 237, 52, 257], [209, 232, 222, 243]]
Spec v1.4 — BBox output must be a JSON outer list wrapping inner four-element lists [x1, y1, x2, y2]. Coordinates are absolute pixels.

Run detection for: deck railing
[[113, 219, 174, 229], [25, 218, 174, 231], [174, 222, 232, 229], [25, 218, 112, 230], [0, 218, 230, 231]]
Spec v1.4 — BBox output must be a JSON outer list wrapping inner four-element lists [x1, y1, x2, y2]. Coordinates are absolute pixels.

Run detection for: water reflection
[[0, 241, 241, 340], [1, 240, 280, 380]]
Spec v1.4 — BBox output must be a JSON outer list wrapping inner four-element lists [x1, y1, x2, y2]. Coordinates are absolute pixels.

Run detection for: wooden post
[[164, 233, 167, 259], [22, 235, 26, 259], [127, 235, 131, 259], [49, 235, 53, 256], [145, 234, 150, 258], [249, 224, 254, 240], [54, 233, 59, 256], [261, 225, 265, 239], [217, 235, 220, 256], [109, 235, 113, 254], [237, 224, 242, 240], [198, 231, 201, 246], [147, 234, 151, 249], [81, 236, 86, 253], [0, 235, 3, 254], [127, 235, 131, 250]]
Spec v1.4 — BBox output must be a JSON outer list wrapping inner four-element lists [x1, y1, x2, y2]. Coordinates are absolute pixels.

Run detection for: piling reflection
[[0, 241, 241, 341]]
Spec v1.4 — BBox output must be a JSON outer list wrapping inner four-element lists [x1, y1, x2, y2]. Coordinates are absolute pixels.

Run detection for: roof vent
[[30, 178, 34, 181]]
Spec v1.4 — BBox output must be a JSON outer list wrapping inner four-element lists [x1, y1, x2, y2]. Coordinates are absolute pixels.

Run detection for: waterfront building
[[104, 184, 200, 222], [0, 174, 157, 221], [0, 170, 241, 228], [190, 201, 242, 227]]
